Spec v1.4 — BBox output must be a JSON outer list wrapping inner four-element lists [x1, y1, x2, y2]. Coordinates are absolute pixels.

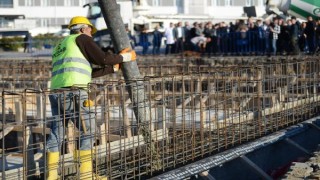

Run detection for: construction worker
[[46, 16, 136, 180]]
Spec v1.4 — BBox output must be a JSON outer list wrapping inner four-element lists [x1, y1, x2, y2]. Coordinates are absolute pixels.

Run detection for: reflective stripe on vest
[[50, 34, 92, 89], [53, 57, 91, 67], [52, 67, 91, 77]]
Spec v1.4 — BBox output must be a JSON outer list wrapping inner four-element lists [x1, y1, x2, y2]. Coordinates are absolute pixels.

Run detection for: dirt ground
[[283, 145, 320, 179]]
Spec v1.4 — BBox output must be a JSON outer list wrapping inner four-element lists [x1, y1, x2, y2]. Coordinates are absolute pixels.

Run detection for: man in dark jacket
[[173, 22, 185, 53], [183, 21, 192, 51], [152, 25, 163, 55], [305, 16, 316, 54], [290, 16, 300, 55], [316, 19, 320, 53]]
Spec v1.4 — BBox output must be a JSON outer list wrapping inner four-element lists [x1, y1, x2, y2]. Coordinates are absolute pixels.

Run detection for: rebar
[[0, 57, 320, 179]]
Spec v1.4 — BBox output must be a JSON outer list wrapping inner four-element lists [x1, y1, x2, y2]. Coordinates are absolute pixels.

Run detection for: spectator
[[256, 19, 265, 55], [173, 22, 185, 54], [127, 18, 310, 56], [190, 34, 211, 53], [164, 22, 175, 55], [247, 16, 255, 28], [139, 27, 150, 55], [315, 19, 320, 53], [152, 25, 163, 55], [199, 22, 205, 34], [278, 18, 286, 54], [229, 21, 238, 54], [126, 26, 136, 49], [270, 18, 281, 56], [248, 20, 258, 53], [212, 23, 220, 55], [203, 22, 216, 57], [190, 22, 202, 38], [23, 32, 32, 53], [236, 22, 248, 55], [229, 21, 237, 33], [281, 20, 291, 54], [305, 16, 316, 54], [290, 16, 300, 55], [218, 21, 228, 54], [263, 20, 272, 56], [183, 21, 192, 51], [298, 22, 308, 53]]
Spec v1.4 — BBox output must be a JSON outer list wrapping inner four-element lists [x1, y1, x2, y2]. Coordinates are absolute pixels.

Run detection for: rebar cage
[[1, 57, 320, 179]]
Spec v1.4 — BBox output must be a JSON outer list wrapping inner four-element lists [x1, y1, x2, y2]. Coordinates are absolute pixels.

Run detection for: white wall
[[207, 6, 266, 19], [0, 0, 268, 35]]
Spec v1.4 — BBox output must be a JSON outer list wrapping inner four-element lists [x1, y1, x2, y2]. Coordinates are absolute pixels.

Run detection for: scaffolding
[[1, 57, 320, 179]]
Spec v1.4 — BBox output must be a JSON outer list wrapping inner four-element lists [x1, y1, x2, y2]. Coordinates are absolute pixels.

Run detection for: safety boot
[[46, 152, 60, 180], [75, 150, 107, 180]]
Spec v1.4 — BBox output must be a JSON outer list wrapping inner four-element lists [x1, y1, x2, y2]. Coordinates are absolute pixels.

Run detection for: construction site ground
[[283, 145, 320, 179], [1, 54, 320, 179]]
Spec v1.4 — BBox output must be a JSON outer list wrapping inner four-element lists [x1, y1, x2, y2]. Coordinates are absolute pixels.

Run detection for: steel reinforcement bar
[[0, 58, 320, 179]]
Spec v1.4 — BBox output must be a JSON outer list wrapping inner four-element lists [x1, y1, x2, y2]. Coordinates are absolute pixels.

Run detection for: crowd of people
[[133, 16, 320, 56]]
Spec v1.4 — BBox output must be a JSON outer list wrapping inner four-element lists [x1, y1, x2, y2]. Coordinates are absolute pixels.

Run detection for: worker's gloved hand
[[120, 48, 136, 62], [113, 64, 121, 72]]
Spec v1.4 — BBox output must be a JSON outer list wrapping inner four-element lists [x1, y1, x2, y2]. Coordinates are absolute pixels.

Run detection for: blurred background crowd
[[132, 16, 320, 56]]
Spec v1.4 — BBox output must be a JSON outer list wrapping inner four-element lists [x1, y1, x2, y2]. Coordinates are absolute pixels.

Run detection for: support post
[[97, 0, 149, 133], [97, 0, 160, 170]]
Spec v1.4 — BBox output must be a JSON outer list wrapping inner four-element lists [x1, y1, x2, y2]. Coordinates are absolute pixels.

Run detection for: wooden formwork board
[[0, 128, 168, 179], [210, 94, 320, 129], [165, 95, 320, 130]]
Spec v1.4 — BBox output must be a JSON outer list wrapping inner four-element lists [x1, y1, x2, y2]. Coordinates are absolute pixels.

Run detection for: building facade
[[143, 0, 266, 21], [0, 0, 96, 35], [0, 0, 266, 35]]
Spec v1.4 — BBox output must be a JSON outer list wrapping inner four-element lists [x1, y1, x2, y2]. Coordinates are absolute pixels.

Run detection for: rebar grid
[[0, 58, 320, 179]]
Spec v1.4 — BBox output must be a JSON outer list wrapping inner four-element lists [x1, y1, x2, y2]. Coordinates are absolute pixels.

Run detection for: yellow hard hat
[[68, 16, 97, 34]]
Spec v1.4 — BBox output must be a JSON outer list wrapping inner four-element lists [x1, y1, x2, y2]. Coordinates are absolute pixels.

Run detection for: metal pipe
[[97, 0, 150, 132], [97, 0, 160, 172]]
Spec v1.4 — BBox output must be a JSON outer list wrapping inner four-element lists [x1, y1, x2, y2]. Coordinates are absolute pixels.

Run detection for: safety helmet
[[68, 16, 97, 34]]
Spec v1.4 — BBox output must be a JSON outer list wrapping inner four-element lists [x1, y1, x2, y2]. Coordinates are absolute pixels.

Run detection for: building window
[[44, 0, 56, 6], [47, 18, 66, 27], [34, 0, 41, 6], [36, 18, 46, 28], [0, 17, 12, 28], [56, 1, 64, 6], [225, 0, 233, 6], [234, 0, 245, 6], [146, 0, 175, 6], [217, 0, 222, 6], [254, 0, 260, 6], [246, 0, 253, 6], [146, 0, 154, 6], [38, 18, 60, 27], [160, 0, 174, 6], [25, 0, 41, 6], [43, 0, 63, 6], [207, 0, 216, 6], [0, 0, 13, 8], [65, 0, 80, 6], [18, 0, 25, 6], [81, 0, 91, 5]]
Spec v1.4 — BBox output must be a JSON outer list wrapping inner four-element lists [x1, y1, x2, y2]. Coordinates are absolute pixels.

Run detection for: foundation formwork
[[0, 56, 320, 179]]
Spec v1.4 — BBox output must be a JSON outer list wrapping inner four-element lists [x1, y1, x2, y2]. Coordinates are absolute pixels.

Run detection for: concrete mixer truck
[[266, 0, 320, 19]]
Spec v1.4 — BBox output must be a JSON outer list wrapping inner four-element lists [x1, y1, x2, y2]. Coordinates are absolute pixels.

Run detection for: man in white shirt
[[191, 35, 211, 52], [164, 22, 175, 55]]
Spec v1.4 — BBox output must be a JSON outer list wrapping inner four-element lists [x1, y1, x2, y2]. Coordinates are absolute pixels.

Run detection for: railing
[[0, 31, 307, 58], [0, 57, 320, 179]]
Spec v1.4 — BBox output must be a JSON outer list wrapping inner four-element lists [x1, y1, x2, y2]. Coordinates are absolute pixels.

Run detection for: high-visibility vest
[[50, 34, 92, 89]]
